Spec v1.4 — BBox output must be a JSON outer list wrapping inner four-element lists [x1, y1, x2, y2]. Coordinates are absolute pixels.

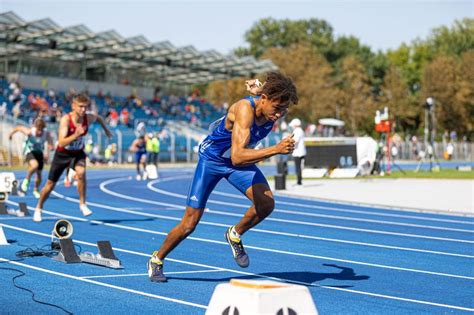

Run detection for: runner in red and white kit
[[33, 94, 112, 222]]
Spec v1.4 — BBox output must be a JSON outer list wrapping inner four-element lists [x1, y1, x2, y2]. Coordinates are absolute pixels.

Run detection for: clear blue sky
[[2, 0, 472, 54]]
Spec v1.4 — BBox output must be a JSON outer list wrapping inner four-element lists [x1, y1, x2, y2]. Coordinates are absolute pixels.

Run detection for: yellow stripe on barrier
[[230, 279, 288, 289]]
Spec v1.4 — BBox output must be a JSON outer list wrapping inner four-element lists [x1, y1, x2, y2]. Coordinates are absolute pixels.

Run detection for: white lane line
[[147, 176, 474, 225], [49, 189, 474, 257], [81, 273, 148, 279], [95, 177, 474, 244], [0, 216, 60, 221], [49, 186, 474, 257], [2, 223, 473, 312], [165, 269, 227, 275], [146, 179, 473, 233], [213, 190, 474, 225], [5, 202, 474, 280], [0, 258, 207, 309], [81, 269, 226, 279]]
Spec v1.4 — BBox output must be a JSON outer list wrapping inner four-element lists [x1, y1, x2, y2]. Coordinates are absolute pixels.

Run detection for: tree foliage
[[261, 44, 336, 124], [207, 17, 474, 138]]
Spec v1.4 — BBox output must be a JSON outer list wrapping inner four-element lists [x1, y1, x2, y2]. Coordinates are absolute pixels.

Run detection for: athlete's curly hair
[[261, 72, 298, 106]]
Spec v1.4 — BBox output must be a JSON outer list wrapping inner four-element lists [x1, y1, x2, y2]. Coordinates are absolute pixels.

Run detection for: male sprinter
[[130, 135, 147, 180], [9, 118, 53, 198], [33, 94, 112, 222], [148, 72, 298, 282]]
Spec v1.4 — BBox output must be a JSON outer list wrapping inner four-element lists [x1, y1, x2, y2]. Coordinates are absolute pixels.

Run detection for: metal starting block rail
[[54, 239, 123, 269]]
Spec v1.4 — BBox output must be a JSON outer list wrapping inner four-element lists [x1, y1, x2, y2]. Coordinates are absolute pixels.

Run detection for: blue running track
[[1, 169, 473, 314]]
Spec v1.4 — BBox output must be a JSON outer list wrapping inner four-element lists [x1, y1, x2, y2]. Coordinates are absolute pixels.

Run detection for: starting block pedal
[[53, 239, 82, 263], [18, 203, 29, 216], [11, 181, 19, 196], [97, 240, 118, 260], [0, 203, 26, 217], [0, 203, 7, 215], [79, 241, 122, 269], [206, 279, 318, 315]]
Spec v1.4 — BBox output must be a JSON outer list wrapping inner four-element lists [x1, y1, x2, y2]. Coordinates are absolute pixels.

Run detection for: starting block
[[79, 240, 123, 269], [0, 203, 28, 217], [0, 226, 8, 245], [53, 239, 82, 263], [18, 203, 29, 216], [206, 279, 318, 315]]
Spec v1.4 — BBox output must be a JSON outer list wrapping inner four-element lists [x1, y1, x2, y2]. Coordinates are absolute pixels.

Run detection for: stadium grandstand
[[0, 11, 282, 166]]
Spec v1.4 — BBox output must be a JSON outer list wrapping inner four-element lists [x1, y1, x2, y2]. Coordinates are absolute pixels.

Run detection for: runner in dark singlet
[[33, 94, 112, 222]]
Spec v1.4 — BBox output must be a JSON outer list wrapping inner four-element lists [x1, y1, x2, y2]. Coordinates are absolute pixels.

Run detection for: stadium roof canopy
[[0, 11, 278, 85]]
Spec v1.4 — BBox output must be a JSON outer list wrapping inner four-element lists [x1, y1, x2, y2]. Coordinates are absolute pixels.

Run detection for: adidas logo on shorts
[[190, 195, 198, 202]]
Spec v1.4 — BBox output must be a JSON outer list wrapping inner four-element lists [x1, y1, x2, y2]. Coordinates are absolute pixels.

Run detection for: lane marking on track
[[50, 189, 474, 257], [0, 257, 207, 309], [48, 181, 474, 257], [81, 269, 226, 279], [94, 177, 474, 244], [5, 201, 474, 279], [145, 179, 473, 233], [2, 223, 473, 312], [144, 175, 474, 225], [212, 190, 474, 224]]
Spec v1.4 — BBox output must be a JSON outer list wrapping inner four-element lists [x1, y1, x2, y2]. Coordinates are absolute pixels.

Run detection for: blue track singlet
[[198, 96, 274, 164], [186, 96, 274, 209], [135, 140, 147, 163]]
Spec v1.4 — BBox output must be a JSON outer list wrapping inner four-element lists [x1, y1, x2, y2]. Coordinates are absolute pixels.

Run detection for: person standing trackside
[[289, 118, 306, 185], [146, 132, 160, 168], [33, 94, 112, 222]]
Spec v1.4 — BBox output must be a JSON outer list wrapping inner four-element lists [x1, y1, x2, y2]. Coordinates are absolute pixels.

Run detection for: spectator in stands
[[289, 118, 306, 185], [33, 93, 112, 222], [9, 118, 53, 198], [108, 109, 119, 128], [130, 136, 148, 180], [147, 72, 298, 282], [120, 108, 130, 127]]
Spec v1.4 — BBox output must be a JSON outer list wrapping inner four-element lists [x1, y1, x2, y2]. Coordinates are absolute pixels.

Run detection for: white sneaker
[[143, 172, 148, 180], [80, 204, 93, 216], [33, 209, 42, 222]]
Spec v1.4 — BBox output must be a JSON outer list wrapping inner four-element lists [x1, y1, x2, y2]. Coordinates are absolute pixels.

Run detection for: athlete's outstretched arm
[[129, 139, 138, 152], [230, 101, 294, 166], [87, 113, 112, 138], [8, 126, 30, 139]]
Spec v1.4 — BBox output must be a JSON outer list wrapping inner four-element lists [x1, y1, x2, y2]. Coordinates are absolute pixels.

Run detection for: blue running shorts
[[135, 152, 147, 163], [186, 158, 268, 209]]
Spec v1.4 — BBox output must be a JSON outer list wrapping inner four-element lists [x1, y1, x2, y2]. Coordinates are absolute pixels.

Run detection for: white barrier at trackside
[[206, 279, 318, 315]]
